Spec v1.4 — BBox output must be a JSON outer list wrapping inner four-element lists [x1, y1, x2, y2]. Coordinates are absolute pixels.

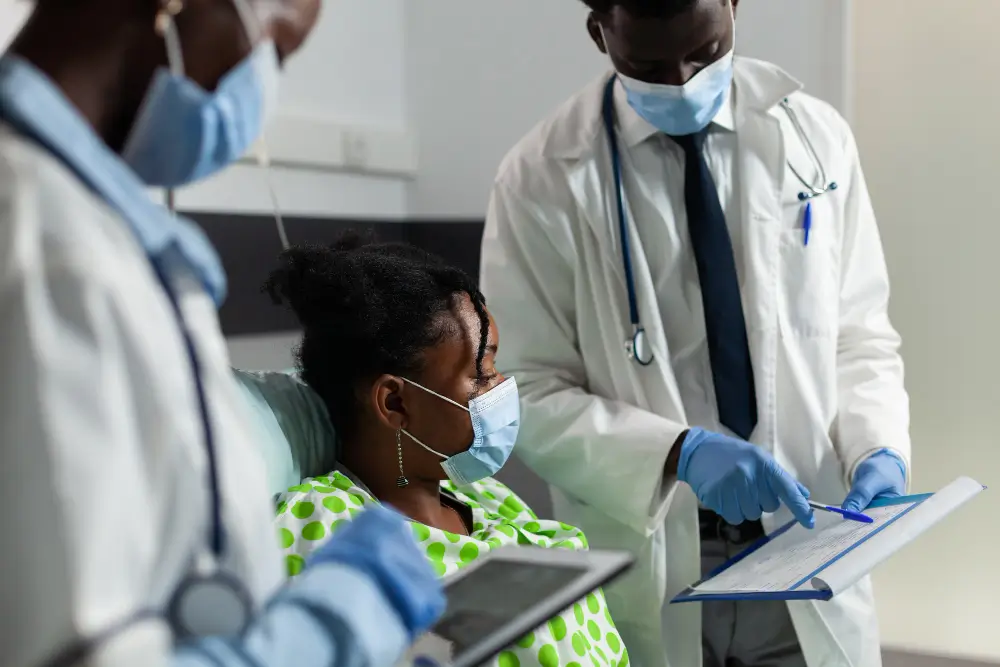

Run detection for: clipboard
[[672, 476, 985, 603]]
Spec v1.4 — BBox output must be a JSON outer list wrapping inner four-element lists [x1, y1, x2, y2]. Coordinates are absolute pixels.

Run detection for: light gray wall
[[404, 0, 853, 219], [884, 652, 998, 667], [228, 333, 300, 372], [853, 0, 1000, 660]]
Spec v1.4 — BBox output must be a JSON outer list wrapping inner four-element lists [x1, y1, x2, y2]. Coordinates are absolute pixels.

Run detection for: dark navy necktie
[[670, 130, 758, 440]]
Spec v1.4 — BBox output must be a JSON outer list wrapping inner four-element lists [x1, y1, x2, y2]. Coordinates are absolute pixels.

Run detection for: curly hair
[[263, 232, 490, 440], [578, 0, 701, 18]]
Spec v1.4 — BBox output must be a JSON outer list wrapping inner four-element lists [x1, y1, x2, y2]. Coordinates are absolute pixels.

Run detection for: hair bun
[[330, 229, 377, 253]]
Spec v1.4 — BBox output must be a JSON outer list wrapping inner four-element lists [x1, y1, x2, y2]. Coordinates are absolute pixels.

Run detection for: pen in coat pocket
[[802, 201, 812, 246]]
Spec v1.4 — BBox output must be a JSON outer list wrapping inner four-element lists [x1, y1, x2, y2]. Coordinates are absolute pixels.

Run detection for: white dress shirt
[[612, 80, 740, 434]]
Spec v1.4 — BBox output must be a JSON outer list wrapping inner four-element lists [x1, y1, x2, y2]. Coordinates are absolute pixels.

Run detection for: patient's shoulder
[[274, 473, 378, 575], [275, 472, 373, 523], [447, 477, 591, 550]]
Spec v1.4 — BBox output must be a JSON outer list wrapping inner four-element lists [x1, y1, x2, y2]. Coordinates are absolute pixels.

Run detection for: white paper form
[[693, 504, 914, 594], [689, 476, 985, 597]]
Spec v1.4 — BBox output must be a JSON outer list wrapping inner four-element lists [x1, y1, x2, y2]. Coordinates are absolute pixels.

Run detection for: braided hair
[[263, 232, 490, 440]]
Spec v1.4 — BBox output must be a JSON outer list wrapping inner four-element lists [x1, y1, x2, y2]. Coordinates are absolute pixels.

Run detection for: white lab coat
[[480, 58, 911, 667], [0, 126, 284, 667]]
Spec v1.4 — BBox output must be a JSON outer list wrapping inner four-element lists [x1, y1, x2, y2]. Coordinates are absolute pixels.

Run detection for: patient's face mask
[[123, 0, 280, 188], [401, 377, 520, 487], [605, 1, 736, 136]]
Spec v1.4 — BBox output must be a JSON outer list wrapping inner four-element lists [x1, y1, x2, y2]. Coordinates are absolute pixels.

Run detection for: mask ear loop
[[227, 0, 290, 249], [401, 377, 471, 412], [728, 0, 737, 49], [401, 428, 449, 461], [256, 145, 290, 250], [156, 0, 185, 76], [155, 0, 185, 212]]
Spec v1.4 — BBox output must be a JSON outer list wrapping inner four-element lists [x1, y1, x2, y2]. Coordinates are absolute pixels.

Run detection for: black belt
[[698, 508, 765, 545]]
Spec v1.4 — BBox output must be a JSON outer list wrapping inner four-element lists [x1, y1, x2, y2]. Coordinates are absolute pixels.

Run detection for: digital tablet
[[426, 546, 634, 667]]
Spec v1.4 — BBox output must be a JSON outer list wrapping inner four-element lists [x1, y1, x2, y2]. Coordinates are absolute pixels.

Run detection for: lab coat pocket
[[777, 228, 838, 338]]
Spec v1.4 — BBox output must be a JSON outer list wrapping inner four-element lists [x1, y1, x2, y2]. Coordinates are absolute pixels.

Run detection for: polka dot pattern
[[274, 471, 624, 667], [498, 652, 521, 667], [549, 616, 567, 642], [290, 501, 314, 520], [285, 554, 304, 576], [426, 542, 446, 561], [322, 496, 346, 513], [302, 521, 325, 541], [538, 644, 559, 667], [278, 527, 294, 549]]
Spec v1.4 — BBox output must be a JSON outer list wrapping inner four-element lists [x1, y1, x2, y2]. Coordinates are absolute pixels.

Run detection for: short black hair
[[263, 232, 490, 440], [579, 0, 699, 18]]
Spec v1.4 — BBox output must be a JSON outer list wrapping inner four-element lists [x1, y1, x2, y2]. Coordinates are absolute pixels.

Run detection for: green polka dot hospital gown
[[275, 471, 629, 667]]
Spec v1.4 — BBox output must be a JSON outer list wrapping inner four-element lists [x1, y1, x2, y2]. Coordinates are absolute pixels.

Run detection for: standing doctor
[[0, 0, 444, 666], [480, 0, 910, 666]]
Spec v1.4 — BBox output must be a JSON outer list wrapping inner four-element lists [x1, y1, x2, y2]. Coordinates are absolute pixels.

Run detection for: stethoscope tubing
[[602, 77, 836, 367]]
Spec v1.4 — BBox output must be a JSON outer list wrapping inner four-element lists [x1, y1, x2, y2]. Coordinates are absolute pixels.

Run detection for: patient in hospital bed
[[266, 233, 629, 667]]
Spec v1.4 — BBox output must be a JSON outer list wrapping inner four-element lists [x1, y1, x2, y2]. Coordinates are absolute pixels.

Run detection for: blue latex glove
[[308, 503, 446, 638], [842, 449, 906, 513], [679, 428, 815, 528]]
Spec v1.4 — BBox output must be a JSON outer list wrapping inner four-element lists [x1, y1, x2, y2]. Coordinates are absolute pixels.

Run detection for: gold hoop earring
[[396, 429, 409, 488]]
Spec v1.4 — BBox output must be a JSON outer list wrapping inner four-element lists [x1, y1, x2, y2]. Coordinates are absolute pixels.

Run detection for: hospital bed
[[233, 369, 338, 495]]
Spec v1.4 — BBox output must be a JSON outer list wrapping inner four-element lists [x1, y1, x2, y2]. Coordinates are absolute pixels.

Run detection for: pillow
[[232, 369, 338, 495]]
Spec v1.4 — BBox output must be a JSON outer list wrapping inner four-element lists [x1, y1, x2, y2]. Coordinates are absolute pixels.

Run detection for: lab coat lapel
[[735, 105, 783, 449], [568, 139, 689, 422], [733, 61, 798, 451]]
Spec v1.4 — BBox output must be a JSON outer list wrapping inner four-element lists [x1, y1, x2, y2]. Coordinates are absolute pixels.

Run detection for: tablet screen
[[432, 560, 586, 652]]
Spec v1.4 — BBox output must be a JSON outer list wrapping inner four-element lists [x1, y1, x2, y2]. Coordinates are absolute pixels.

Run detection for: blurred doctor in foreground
[[0, 1, 444, 666], [480, 0, 910, 665]]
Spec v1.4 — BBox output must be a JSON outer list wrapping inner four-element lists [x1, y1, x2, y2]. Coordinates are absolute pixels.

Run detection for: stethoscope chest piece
[[167, 556, 253, 639], [626, 325, 655, 366]]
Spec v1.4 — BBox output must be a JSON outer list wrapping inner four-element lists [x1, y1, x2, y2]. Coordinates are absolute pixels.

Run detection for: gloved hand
[[308, 503, 446, 638], [842, 449, 906, 513], [678, 428, 815, 528]]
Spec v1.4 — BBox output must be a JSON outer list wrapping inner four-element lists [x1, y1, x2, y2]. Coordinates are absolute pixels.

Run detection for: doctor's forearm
[[172, 564, 409, 667]]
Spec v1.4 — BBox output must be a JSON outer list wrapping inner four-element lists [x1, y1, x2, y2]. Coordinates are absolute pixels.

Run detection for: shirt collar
[[0, 55, 227, 305], [613, 77, 737, 149]]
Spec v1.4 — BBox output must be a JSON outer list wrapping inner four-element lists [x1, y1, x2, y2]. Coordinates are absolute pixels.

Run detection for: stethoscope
[[155, 253, 255, 642], [41, 223, 254, 667], [0, 117, 253, 667], [601, 75, 838, 367]]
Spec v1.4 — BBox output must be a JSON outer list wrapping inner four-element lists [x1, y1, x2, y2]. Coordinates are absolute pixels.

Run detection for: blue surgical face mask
[[122, 0, 280, 187], [608, 5, 736, 136], [401, 377, 520, 487]]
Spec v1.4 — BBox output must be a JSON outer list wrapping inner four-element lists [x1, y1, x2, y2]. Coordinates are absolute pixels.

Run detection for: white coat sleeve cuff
[[845, 447, 912, 495], [647, 426, 689, 532]]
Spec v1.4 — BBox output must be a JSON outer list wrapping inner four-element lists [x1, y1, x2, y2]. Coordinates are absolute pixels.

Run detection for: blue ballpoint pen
[[802, 201, 812, 246], [807, 500, 873, 524]]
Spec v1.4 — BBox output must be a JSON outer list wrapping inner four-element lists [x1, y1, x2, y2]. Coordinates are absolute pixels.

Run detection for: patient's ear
[[371, 375, 408, 431]]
